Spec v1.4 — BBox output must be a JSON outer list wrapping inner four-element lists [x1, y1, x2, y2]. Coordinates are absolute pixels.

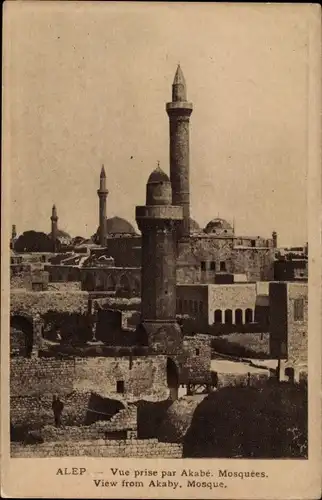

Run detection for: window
[[214, 309, 223, 323], [294, 298, 304, 321], [235, 309, 243, 325], [183, 300, 188, 312], [210, 261, 216, 271], [224, 309, 233, 324], [199, 301, 203, 313], [196, 348, 200, 356], [189, 300, 193, 312], [116, 381, 124, 393], [220, 261, 226, 272], [201, 261, 206, 271], [251, 240, 256, 247], [245, 308, 253, 323]]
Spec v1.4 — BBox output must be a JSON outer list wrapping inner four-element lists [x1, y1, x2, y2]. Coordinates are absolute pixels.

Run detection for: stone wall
[[48, 281, 82, 292], [11, 439, 183, 458], [11, 356, 168, 400], [179, 335, 212, 383], [11, 392, 91, 427], [80, 267, 141, 295], [287, 283, 308, 366], [215, 371, 270, 389], [11, 290, 90, 316], [232, 247, 274, 281], [176, 237, 234, 284], [11, 356, 169, 427], [208, 284, 257, 323], [269, 282, 308, 374], [45, 265, 81, 282]]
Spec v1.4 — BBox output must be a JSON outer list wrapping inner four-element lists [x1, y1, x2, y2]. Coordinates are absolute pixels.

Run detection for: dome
[[147, 166, 170, 184], [57, 229, 71, 239], [146, 166, 172, 206], [105, 216, 137, 235], [204, 218, 233, 235]]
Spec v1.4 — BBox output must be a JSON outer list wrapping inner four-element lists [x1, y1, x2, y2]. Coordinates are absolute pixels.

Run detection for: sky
[[5, 2, 310, 246]]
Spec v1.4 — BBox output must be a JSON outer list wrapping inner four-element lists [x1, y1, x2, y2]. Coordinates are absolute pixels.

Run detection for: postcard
[[1, 2, 321, 498]]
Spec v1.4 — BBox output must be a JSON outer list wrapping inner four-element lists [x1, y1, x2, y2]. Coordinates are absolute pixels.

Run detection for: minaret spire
[[166, 65, 193, 240], [97, 165, 109, 246], [100, 164, 106, 178], [172, 64, 187, 102], [51, 204, 58, 252]]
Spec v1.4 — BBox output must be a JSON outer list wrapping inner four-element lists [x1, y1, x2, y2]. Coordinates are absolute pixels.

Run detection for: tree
[[14, 231, 54, 253]]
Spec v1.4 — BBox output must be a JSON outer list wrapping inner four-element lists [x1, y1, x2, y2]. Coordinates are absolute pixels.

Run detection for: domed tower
[[97, 165, 109, 246], [135, 164, 183, 353], [50, 204, 58, 252], [166, 65, 193, 240]]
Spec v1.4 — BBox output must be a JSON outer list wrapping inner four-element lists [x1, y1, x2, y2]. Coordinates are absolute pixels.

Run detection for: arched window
[[224, 309, 233, 324], [245, 308, 253, 323], [183, 300, 188, 312], [235, 309, 243, 325], [105, 274, 116, 291], [189, 300, 193, 312], [214, 309, 223, 324]]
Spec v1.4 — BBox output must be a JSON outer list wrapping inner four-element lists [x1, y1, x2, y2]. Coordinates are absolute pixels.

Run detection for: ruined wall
[[45, 265, 81, 282], [11, 356, 169, 427], [179, 335, 212, 383], [80, 267, 141, 295], [11, 290, 89, 316], [11, 439, 183, 458], [48, 281, 82, 292]]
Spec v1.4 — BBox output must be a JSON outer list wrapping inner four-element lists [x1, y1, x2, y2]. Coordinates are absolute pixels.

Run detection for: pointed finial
[[100, 164, 106, 178], [172, 65, 187, 102], [173, 64, 186, 86], [157, 160, 160, 168]]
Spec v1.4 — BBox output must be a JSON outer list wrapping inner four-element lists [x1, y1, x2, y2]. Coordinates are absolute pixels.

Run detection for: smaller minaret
[[10, 224, 17, 250], [272, 231, 278, 248], [97, 165, 109, 246], [135, 164, 183, 355], [51, 204, 58, 252]]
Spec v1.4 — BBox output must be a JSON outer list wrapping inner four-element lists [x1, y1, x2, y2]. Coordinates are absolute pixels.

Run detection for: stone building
[[176, 282, 270, 330], [269, 281, 308, 381]]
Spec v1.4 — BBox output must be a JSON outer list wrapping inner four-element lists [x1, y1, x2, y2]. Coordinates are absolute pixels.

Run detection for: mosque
[[81, 65, 276, 289], [13, 66, 277, 292]]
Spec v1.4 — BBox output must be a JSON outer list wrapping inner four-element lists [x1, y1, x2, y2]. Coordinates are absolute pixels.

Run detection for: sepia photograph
[[1, 1, 321, 499]]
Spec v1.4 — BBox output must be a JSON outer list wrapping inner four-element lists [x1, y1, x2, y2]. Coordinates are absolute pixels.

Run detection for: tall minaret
[[166, 65, 193, 239], [97, 165, 108, 246], [135, 165, 183, 355], [51, 204, 58, 252]]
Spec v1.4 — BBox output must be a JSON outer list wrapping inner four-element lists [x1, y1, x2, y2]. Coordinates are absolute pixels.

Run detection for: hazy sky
[[6, 2, 309, 246]]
